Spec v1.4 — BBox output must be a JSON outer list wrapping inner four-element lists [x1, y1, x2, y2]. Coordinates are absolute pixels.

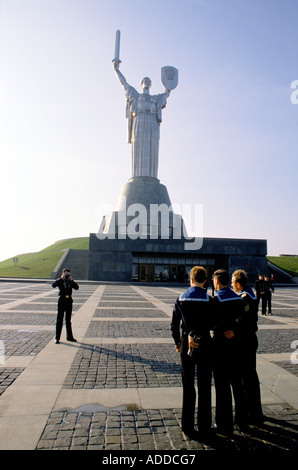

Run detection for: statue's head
[[141, 77, 152, 90]]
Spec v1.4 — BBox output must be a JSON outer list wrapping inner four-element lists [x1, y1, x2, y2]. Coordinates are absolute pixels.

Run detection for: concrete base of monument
[[97, 176, 187, 240], [87, 234, 267, 283], [116, 176, 172, 210]]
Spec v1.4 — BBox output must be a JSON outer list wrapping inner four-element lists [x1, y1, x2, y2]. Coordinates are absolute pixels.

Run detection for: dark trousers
[[242, 336, 263, 421], [213, 342, 247, 432], [180, 337, 212, 433], [262, 293, 272, 314], [55, 297, 75, 341]]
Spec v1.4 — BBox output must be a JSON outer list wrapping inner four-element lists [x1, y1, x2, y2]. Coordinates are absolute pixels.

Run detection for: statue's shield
[[161, 66, 178, 90]]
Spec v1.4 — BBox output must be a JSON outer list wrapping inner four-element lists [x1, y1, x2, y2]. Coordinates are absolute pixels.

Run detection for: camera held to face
[[63, 270, 71, 280]]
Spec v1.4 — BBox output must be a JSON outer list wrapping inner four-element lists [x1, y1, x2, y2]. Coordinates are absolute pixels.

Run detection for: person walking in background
[[52, 268, 79, 344]]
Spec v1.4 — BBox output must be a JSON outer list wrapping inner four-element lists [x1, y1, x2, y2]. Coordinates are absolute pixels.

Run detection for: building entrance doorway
[[133, 254, 221, 282], [170, 265, 185, 282], [139, 264, 154, 282]]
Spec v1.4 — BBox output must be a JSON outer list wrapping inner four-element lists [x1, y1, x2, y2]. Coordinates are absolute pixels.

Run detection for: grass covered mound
[[0, 237, 89, 279], [267, 256, 298, 277]]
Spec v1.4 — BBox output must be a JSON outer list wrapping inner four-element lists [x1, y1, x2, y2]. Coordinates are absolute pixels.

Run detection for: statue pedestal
[[116, 177, 172, 211], [98, 176, 186, 239]]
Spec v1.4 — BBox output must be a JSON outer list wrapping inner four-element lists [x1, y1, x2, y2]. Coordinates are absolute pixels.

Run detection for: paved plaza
[[0, 280, 298, 452]]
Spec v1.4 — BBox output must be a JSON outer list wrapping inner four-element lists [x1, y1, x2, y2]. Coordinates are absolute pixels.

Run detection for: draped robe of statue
[[114, 67, 170, 178]]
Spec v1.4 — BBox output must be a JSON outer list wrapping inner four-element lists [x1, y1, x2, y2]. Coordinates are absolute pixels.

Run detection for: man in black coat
[[232, 269, 265, 425], [212, 269, 247, 434], [171, 266, 213, 439], [263, 275, 274, 315], [254, 274, 265, 312], [52, 268, 79, 343]]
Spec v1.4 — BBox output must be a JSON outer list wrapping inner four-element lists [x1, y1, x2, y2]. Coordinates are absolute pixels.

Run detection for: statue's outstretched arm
[[113, 60, 129, 91]]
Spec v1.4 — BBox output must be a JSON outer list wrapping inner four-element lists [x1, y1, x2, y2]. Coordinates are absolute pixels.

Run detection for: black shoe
[[236, 422, 249, 432], [248, 414, 266, 426], [181, 427, 200, 440], [67, 338, 77, 342], [55, 339, 60, 344], [198, 429, 215, 442], [215, 425, 233, 436]]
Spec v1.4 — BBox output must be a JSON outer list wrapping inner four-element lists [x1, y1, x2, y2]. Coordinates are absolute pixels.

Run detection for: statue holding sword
[[112, 30, 178, 179]]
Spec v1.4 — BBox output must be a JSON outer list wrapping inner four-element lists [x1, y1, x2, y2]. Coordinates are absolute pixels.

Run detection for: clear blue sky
[[0, 0, 297, 261]]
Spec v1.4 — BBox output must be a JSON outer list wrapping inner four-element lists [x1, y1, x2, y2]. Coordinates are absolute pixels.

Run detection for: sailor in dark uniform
[[171, 266, 213, 439], [254, 274, 265, 312], [263, 275, 274, 315], [52, 268, 79, 343], [212, 269, 247, 434], [232, 270, 265, 424]]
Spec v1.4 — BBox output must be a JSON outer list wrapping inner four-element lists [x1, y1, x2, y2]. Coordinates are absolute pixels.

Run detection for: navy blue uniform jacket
[[239, 286, 258, 336], [171, 286, 213, 347], [213, 287, 245, 347]]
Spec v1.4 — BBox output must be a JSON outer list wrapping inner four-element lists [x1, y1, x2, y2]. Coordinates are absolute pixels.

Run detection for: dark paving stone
[[274, 361, 298, 378], [86, 321, 171, 338], [63, 343, 181, 389], [257, 329, 298, 354], [36, 404, 298, 451], [0, 368, 24, 395], [94, 308, 168, 318], [97, 301, 157, 308], [10, 303, 81, 312], [0, 312, 56, 325], [0, 329, 53, 356]]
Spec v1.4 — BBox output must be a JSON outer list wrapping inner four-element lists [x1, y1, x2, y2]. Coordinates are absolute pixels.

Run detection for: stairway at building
[[58, 249, 89, 280]]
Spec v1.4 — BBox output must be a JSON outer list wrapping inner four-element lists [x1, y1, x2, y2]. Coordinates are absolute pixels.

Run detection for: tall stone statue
[[112, 31, 178, 179]]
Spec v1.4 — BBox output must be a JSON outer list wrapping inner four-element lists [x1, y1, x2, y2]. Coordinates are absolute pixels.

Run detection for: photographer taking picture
[[52, 268, 79, 344]]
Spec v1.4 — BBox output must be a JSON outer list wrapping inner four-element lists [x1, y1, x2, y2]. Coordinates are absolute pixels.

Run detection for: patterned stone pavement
[[0, 280, 298, 454]]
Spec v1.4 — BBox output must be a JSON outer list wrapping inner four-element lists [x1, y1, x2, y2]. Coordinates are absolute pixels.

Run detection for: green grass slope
[[267, 256, 298, 277], [41, 238, 89, 252], [0, 237, 89, 279]]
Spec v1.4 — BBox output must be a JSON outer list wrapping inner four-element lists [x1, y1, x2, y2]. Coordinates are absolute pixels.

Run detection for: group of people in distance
[[254, 274, 275, 315], [171, 267, 265, 440]]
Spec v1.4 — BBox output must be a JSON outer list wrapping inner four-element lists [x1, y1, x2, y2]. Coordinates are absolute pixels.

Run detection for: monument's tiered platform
[[88, 176, 267, 282]]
